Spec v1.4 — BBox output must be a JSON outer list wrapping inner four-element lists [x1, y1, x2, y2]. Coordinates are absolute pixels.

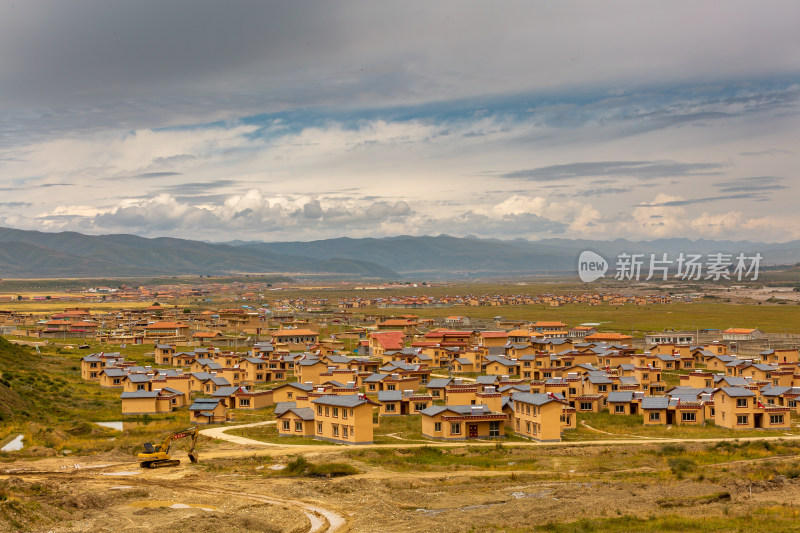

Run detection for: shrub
[[285, 456, 309, 475], [307, 462, 358, 477]]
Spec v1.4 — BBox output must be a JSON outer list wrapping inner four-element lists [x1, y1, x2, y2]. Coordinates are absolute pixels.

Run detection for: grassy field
[[566, 411, 800, 441], [374, 301, 800, 333]]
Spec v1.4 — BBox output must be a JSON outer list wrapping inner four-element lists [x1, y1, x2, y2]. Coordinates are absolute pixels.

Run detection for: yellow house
[[120, 388, 181, 415], [311, 394, 377, 445], [271, 382, 314, 403], [377, 390, 433, 416], [420, 404, 505, 440], [188, 397, 230, 424], [276, 404, 316, 437], [511, 392, 568, 442], [713, 387, 791, 430]]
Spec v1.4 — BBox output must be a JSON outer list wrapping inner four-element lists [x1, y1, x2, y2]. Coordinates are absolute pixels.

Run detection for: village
[[1, 298, 795, 447]]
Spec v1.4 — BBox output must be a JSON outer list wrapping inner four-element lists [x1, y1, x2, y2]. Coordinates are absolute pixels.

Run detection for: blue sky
[[0, 1, 798, 242]]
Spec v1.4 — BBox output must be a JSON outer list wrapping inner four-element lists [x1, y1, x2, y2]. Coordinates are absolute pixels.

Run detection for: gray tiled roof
[[641, 396, 670, 409], [512, 392, 564, 405], [311, 394, 370, 408], [718, 386, 755, 398], [607, 391, 634, 403], [121, 390, 158, 399], [378, 390, 403, 402], [426, 378, 452, 388], [419, 404, 493, 416]]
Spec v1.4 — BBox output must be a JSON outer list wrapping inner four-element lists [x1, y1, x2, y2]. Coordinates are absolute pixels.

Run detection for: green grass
[[226, 423, 334, 446], [564, 411, 800, 441], [362, 301, 800, 334], [348, 444, 541, 472], [536, 507, 800, 533]]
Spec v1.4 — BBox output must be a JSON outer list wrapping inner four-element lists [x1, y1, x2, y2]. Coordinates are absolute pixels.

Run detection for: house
[[188, 397, 230, 424], [483, 355, 519, 376], [584, 332, 632, 346], [722, 328, 765, 341], [369, 331, 406, 360], [276, 403, 316, 437], [212, 386, 273, 410], [120, 388, 182, 415], [420, 404, 505, 440], [272, 328, 320, 351], [511, 392, 569, 442], [713, 387, 790, 430], [310, 394, 378, 444], [606, 391, 638, 415], [377, 390, 433, 416], [425, 378, 452, 400], [271, 382, 314, 403], [154, 344, 176, 364], [143, 321, 191, 342]]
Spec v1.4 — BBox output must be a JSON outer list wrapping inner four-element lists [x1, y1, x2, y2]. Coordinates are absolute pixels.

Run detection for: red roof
[[371, 331, 405, 350]]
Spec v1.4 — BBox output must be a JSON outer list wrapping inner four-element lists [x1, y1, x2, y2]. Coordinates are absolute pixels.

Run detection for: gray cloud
[[0, 202, 32, 208], [501, 160, 724, 181], [740, 149, 796, 157], [158, 180, 240, 195], [636, 193, 757, 207], [714, 176, 787, 193]]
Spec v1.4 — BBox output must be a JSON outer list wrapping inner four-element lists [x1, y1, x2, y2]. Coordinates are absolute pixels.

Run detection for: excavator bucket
[[188, 451, 198, 463]]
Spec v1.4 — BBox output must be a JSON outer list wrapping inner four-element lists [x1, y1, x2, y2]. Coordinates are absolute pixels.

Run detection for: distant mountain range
[[1, 226, 799, 279]]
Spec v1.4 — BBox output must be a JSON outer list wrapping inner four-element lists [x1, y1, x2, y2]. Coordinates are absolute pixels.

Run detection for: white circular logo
[[578, 251, 608, 282]]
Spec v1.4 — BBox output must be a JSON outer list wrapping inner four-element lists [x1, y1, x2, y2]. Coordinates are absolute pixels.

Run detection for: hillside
[[0, 336, 34, 421], [0, 227, 398, 279]]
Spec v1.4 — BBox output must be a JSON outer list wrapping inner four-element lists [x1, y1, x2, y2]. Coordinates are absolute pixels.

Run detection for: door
[[469, 424, 478, 438]]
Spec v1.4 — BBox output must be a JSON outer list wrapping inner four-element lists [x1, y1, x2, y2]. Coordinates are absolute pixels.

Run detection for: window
[[332, 407, 338, 418], [526, 405, 530, 415], [736, 398, 748, 408], [325, 406, 329, 416], [342, 409, 348, 420], [681, 412, 696, 422], [385, 403, 396, 412], [770, 414, 784, 425], [789, 400, 797, 408], [450, 423, 461, 435], [332, 425, 339, 437], [256, 374, 263, 381], [515, 418, 520, 430], [369, 384, 376, 391], [295, 421, 303, 432], [415, 403, 427, 412], [282, 420, 290, 431], [288, 392, 293, 399], [569, 388, 576, 395], [580, 402, 592, 411], [525, 421, 531, 433], [317, 405, 323, 415], [387, 384, 396, 391], [239, 399, 250, 407], [317, 422, 323, 433], [342, 426, 348, 438], [434, 422, 442, 432], [649, 412, 661, 421], [489, 421, 500, 437], [598, 385, 607, 392], [614, 405, 625, 414], [737, 414, 748, 425]]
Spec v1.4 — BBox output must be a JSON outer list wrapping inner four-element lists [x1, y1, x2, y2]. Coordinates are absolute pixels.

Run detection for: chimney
[[347, 381, 356, 388], [391, 373, 400, 379], [485, 386, 496, 394], [305, 381, 313, 385], [454, 378, 463, 385], [633, 391, 644, 400], [404, 389, 413, 398], [471, 405, 483, 414], [502, 375, 509, 381]]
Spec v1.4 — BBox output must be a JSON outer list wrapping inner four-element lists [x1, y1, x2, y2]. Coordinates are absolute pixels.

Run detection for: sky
[[0, 1, 799, 243]]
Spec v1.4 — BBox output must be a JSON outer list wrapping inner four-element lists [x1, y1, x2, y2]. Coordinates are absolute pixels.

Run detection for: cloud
[[714, 176, 787, 193], [500, 160, 725, 182], [635, 193, 757, 207]]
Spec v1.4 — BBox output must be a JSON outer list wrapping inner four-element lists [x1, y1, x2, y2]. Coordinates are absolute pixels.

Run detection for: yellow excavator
[[138, 426, 199, 468]]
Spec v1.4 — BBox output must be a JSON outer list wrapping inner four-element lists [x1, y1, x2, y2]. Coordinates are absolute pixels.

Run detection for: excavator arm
[[138, 426, 199, 468]]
